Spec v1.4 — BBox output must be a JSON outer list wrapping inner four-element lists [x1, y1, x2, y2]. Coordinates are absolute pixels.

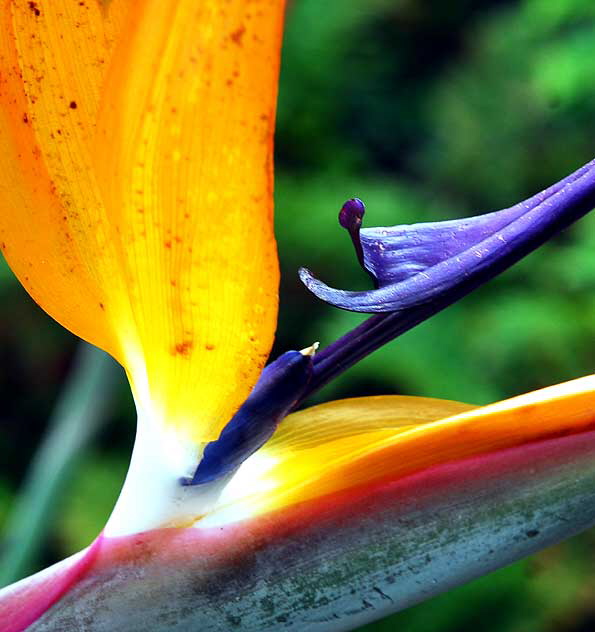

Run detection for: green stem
[[0, 343, 118, 586]]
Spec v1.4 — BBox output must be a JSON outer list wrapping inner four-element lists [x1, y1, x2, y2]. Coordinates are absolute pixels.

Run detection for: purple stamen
[[338, 198, 378, 286], [338, 197, 366, 231]]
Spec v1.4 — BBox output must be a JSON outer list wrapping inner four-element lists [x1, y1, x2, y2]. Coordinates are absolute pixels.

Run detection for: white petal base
[[104, 408, 229, 536]]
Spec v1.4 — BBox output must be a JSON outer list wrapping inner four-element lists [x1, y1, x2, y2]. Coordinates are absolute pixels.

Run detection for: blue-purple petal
[[186, 350, 313, 485], [300, 157, 595, 313]]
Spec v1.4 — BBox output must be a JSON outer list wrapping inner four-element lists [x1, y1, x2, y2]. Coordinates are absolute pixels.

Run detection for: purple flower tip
[[338, 198, 366, 231]]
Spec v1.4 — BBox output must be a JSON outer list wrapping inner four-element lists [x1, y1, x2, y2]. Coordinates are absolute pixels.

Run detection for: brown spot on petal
[[230, 25, 245, 46], [173, 340, 194, 356]]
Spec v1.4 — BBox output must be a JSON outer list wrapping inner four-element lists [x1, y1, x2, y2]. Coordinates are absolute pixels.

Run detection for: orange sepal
[[0, 0, 285, 440]]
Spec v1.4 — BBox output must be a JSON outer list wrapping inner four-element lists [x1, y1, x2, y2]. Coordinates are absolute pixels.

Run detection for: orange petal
[[201, 375, 595, 522], [0, 0, 284, 440], [0, 0, 131, 358]]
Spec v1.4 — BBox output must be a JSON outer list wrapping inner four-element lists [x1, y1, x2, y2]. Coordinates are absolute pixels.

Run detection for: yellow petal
[[0, 0, 284, 440], [270, 394, 475, 450], [198, 394, 474, 525], [201, 375, 595, 523]]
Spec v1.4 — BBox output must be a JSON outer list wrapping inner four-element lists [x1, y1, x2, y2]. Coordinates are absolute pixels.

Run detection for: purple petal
[[295, 157, 595, 400], [185, 350, 313, 485], [300, 157, 595, 313]]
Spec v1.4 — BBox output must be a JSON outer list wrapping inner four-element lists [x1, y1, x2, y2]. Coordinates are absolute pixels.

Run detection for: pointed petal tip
[[299, 266, 387, 312], [299, 341, 319, 357]]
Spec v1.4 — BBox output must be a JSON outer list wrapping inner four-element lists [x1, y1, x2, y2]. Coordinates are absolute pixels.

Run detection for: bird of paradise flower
[[1, 1, 595, 631]]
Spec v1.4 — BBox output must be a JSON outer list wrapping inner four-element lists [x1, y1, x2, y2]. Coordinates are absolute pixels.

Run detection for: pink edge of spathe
[[0, 534, 103, 632], [5, 427, 595, 631]]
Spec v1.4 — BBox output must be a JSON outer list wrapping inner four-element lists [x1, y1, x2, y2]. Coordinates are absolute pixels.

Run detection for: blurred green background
[[2, 0, 595, 629]]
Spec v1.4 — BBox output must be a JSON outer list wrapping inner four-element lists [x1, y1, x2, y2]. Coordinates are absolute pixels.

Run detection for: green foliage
[[56, 453, 128, 554], [0, 255, 16, 287]]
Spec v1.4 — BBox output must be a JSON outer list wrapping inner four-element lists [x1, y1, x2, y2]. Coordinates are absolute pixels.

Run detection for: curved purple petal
[[300, 157, 595, 313]]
